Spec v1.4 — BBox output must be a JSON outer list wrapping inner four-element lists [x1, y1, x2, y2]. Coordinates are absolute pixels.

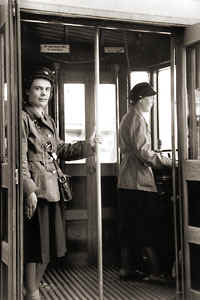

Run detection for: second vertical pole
[[94, 27, 103, 300]]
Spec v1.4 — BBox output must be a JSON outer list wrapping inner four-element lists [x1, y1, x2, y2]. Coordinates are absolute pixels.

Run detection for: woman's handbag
[[57, 169, 72, 202], [46, 143, 72, 202]]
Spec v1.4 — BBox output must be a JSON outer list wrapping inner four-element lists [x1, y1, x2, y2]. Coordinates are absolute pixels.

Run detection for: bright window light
[[98, 84, 117, 163], [4, 82, 7, 101], [130, 71, 150, 123], [64, 83, 117, 164], [158, 67, 172, 150], [130, 71, 149, 88], [64, 83, 86, 163]]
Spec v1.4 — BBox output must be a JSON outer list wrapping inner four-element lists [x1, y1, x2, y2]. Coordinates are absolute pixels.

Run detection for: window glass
[[3, 82, 7, 158], [130, 71, 149, 87], [130, 71, 150, 123], [187, 84, 200, 159], [158, 67, 176, 151], [64, 83, 117, 164], [98, 84, 117, 163], [64, 83, 86, 163], [0, 31, 8, 161]]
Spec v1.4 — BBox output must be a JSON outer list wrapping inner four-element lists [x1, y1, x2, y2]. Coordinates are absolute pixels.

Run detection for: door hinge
[[15, 169, 19, 185]]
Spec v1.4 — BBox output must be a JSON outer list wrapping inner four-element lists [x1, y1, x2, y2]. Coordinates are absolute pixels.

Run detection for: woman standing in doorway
[[22, 67, 97, 300]]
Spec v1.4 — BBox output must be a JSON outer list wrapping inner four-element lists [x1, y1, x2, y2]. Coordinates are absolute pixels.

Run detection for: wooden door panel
[[0, 163, 8, 188], [187, 227, 200, 244], [183, 161, 200, 181], [178, 24, 200, 299]]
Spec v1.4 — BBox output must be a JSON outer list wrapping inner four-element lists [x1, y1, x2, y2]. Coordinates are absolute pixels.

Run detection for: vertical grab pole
[[171, 36, 181, 295], [114, 64, 120, 172], [94, 28, 103, 300]]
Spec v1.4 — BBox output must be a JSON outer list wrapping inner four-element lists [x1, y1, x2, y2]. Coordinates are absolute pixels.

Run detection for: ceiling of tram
[[21, 16, 171, 70], [22, 20, 170, 46]]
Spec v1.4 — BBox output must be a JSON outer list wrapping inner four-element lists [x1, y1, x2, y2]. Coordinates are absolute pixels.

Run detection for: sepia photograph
[[1, 0, 200, 299]]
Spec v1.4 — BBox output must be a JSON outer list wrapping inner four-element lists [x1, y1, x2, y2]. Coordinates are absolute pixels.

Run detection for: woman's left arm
[[50, 116, 96, 161], [57, 140, 95, 161]]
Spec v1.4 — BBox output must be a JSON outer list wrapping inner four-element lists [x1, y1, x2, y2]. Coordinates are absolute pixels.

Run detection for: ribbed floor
[[40, 265, 177, 300]]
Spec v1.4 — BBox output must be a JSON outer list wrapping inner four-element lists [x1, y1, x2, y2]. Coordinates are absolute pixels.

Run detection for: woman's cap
[[30, 67, 55, 85], [129, 82, 157, 104], [24, 67, 55, 89]]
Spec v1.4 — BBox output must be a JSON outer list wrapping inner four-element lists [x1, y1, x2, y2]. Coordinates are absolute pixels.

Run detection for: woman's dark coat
[[22, 105, 94, 202]]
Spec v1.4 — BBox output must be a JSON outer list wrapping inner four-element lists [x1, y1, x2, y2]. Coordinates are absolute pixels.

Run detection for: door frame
[[0, 1, 23, 300], [176, 24, 200, 300], [3, 3, 198, 299]]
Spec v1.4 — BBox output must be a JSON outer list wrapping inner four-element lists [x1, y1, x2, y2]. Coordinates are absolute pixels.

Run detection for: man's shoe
[[119, 268, 144, 281], [143, 273, 175, 285]]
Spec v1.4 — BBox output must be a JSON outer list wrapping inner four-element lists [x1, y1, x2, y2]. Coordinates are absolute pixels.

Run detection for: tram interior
[[21, 12, 178, 300]]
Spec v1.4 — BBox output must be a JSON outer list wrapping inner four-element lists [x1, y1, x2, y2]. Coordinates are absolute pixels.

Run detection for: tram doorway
[[2, 1, 200, 300]]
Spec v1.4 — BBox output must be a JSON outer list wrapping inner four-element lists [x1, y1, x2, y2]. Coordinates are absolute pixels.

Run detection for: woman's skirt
[[24, 199, 66, 264]]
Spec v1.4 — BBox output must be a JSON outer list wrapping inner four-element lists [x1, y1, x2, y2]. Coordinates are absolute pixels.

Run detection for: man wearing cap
[[22, 67, 97, 300], [117, 82, 172, 280]]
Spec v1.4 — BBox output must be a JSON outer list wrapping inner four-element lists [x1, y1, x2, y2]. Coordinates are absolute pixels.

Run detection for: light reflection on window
[[98, 84, 117, 163], [130, 71, 149, 87], [0, 30, 8, 161], [64, 83, 117, 164], [4, 83, 8, 158], [64, 83, 86, 163], [158, 67, 174, 151], [130, 71, 150, 123], [4, 82, 7, 101], [158, 67, 177, 154]]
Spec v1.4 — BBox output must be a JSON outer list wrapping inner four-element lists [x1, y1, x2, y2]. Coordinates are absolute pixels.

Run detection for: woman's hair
[[128, 82, 157, 105]]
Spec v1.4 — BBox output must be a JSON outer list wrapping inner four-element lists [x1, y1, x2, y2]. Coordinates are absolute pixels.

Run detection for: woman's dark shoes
[[119, 268, 145, 281]]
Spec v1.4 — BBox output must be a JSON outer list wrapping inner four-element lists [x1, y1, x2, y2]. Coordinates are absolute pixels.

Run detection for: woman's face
[[27, 78, 52, 110], [139, 95, 155, 112]]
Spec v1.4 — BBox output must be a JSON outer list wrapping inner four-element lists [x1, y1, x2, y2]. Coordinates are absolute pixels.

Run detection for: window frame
[[130, 66, 174, 153]]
